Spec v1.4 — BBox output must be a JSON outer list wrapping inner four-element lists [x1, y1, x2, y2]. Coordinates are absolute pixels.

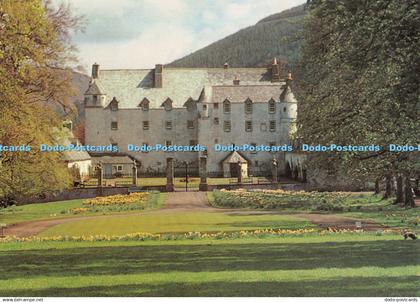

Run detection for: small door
[[230, 163, 239, 178], [104, 164, 113, 179]]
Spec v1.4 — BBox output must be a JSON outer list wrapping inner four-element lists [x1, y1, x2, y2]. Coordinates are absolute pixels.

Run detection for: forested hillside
[[169, 4, 305, 68]]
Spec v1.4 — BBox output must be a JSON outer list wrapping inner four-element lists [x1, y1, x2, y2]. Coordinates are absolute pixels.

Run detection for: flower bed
[[211, 189, 384, 212], [0, 228, 396, 243]]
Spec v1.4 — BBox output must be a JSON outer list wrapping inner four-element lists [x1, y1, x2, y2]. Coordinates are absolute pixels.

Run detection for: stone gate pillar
[[132, 161, 137, 186], [166, 157, 174, 192], [97, 165, 103, 187], [97, 164, 103, 196], [237, 161, 242, 184], [199, 156, 208, 191], [272, 158, 278, 183]]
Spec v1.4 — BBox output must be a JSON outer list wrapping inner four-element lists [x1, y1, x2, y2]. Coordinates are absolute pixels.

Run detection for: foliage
[[0, 0, 82, 206], [295, 0, 420, 205], [212, 189, 383, 211], [0, 228, 396, 243], [169, 5, 304, 68]]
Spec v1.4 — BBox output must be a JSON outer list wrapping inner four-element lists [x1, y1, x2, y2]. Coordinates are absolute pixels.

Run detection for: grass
[[39, 212, 313, 236], [0, 192, 165, 225], [0, 234, 418, 296], [210, 190, 420, 229]]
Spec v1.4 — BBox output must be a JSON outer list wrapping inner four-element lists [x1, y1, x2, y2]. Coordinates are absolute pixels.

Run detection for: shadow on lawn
[[0, 240, 419, 281], [1, 276, 418, 297]]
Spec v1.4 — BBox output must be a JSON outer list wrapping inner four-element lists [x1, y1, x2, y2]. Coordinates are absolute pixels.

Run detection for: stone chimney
[[92, 63, 99, 79], [154, 64, 163, 88], [233, 75, 240, 85], [224, 62, 229, 69], [271, 57, 280, 82]]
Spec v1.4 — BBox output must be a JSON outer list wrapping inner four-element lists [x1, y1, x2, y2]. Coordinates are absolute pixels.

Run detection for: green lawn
[[210, 190, 420, 229], [40, 212, 313, 236], [0, 234, 418, 296], [0, 192, 164, 225]]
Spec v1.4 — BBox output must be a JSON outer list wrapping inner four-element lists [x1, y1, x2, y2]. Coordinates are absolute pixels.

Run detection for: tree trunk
[[395, 175, 404, 204], [404, 175, 415, 208], [384, 174, 392, 199], [374, 178, 380, 195]]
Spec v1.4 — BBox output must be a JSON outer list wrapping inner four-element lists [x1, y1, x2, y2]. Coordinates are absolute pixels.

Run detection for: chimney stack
[[224, 62, 229, 69], [271, 57, 280, 82], [92, 63, 99, 79], [233, 75, 240, 85], [154, 64, 163, 88]]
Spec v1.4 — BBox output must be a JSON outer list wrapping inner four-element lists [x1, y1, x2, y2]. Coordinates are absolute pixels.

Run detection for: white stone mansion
[[84, 59, 297, 177]]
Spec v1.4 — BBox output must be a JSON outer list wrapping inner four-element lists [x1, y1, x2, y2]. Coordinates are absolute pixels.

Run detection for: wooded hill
[[169, 4, 305, 68]]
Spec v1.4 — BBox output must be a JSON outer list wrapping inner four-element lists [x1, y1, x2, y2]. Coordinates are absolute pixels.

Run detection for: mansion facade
[[84, 59, 297, 177]]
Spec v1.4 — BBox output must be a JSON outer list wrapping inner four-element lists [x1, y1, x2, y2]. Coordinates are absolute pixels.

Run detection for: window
[[223, 99, 231, 114], [203, 104, 207, 110], [255, 160, 259, 167], [143, 121, 149, 130], [269, 120, 276, 132], [110, 98, 118, 111], [142, 101, 149, 111], [214, 103, 219, 109], [187, 120, 194, 129], [224, 121, 231, 132], [283, 106, 287, 112], [84, 97, 89, 104], [93, 95, 98, 103], [269, 99, 276, 113], [165, 121, 172, 130], [245, 120, 252, 132], [245, 99, 252, 114], [250, 143, 257, 154], [165, 140, 172, 147], [163, 98, 173, 111], [116, 165, 123, 171], [111, 121, 118, 130], [214, 117, 219, 125]]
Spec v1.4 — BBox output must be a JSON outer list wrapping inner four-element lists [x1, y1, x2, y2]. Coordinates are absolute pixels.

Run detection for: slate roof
[[91, 156, 134, 165], [61, 134, 91, 162], [210, 85, 285, 103], [85, 81, 104, 95], [86, 68, 286, 109]]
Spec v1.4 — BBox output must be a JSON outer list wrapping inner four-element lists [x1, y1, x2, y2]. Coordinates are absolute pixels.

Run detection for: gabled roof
[[90, 68, 282, 109], [85, 81, 104, 95], [221, 151, 249, 164]]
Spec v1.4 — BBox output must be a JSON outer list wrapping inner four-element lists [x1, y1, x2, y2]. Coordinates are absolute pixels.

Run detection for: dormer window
[[162, 98, 173, 111], [110, 97, 118, 111], [139, 98, 150, 111], [223, 99, 231, 114], [93, 95, 98, 103], [268, 99, 276, 114], [245, 98, 252, 114]]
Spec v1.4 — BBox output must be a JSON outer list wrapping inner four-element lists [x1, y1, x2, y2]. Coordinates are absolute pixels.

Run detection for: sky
[[60, 0, 305, 71]]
